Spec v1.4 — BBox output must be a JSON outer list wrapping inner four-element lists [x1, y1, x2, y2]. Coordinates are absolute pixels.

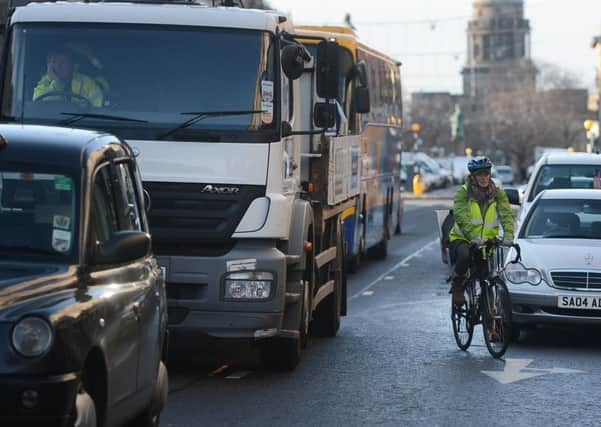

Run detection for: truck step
[[315, 247, 337, 269], [312, 280, 334, 311]]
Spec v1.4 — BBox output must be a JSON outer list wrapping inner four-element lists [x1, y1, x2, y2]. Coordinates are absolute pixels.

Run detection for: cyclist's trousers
[[450, 240, 470, 276]]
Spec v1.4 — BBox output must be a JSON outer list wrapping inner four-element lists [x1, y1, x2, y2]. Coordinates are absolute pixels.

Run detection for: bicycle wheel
[[451, 279, 475, 351], [482, 277, 512, 358]]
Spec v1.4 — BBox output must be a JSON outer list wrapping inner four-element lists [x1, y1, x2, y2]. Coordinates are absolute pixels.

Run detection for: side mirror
[[353, 86, 370, 114], [505, 188, 521, 205], [281, 45, 307, 80], [316, 40, 340, 99], [355, 60, 368, 87], [314, 102, 336, 129], [94, 230, 151, 266]]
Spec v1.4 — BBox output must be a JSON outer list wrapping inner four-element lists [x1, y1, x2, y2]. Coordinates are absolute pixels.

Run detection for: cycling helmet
[[467, 157, 492, 174]]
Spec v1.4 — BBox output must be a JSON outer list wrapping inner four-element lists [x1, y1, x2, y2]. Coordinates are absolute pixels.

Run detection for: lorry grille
[[144, 181, 265, 256], [551, 271, 601, 290]]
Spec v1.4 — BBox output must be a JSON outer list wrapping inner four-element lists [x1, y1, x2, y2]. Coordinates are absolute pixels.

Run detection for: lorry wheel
[[300, 280, 310, 349], [131, 361, 168, 427], [259, 337, 301, 371], [311, 222, 343, 337], [74, 387, 97, 427]]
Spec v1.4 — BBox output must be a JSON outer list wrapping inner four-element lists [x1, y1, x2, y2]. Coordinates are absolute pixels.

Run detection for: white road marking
[[362, 291, 375, 296], [225, 371, 252, 380], [384, 275, 395, 280], [481, 358, 585, 384], [350, 239, 438, 299]]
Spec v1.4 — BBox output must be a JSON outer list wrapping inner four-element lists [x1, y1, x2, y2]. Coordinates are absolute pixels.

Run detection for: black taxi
[[0, 124, 168, 427]]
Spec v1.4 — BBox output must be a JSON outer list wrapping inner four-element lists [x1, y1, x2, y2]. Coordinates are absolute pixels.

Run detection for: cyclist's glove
[[470, 237, 484, 246]]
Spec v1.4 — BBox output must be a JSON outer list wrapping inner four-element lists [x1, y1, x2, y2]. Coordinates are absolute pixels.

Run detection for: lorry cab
[[0, 124, 168, 427], [0, 1, 358, 370]]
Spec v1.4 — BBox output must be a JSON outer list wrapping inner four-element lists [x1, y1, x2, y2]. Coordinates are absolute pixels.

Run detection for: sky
[[269, 0, 601, 96]]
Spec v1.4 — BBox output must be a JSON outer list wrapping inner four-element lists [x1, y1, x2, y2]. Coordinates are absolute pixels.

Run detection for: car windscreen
[[522, 198, 601, 239], [2, 23, 277, 142], [0, 170, 78, 261], [529, 164, 601, 201]]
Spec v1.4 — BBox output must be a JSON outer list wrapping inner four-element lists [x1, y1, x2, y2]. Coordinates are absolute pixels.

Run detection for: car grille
[[144, 181, 265, 256], [551, 271, 601, 290]]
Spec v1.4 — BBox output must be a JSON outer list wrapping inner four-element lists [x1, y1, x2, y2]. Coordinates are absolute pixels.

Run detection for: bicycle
[[451, 238, 521, 358]]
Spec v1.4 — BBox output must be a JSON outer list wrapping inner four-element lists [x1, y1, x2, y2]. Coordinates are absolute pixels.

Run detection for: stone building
[[462, 0, 537, 98], [593, 36, 601, 120]]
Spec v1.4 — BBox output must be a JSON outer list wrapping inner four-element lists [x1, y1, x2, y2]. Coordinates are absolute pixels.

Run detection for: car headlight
[[504, 262, 542, 286], [12, 317, 53, 357], [224, 271, 274, 300]]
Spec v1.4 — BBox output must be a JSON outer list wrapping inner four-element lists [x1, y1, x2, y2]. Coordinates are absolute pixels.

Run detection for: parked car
[[402, 152, 449, 190], [514, 152, 601, 224], [0, 125, 168, 427], [504, 189, 601, 338], [495, 165, 514, 185]]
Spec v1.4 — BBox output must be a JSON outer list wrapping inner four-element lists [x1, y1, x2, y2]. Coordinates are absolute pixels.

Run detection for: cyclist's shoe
[[487, 326, 501, 342], [451, 274, 467, 306]]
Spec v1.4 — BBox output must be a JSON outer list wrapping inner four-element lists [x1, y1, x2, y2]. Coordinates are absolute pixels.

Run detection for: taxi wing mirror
[[94, 230, 151, 266]]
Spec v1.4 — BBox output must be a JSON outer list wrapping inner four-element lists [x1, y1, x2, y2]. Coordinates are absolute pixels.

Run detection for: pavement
[[162, 199, 601, 427]]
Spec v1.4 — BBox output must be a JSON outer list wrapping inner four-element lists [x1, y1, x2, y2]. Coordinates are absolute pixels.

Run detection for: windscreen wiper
[[0, 244, 59, 256], [158, 110, 263, 140], [58, 112, 148, 126]]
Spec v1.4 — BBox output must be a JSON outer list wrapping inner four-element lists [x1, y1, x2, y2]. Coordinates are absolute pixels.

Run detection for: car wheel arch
[[82, 346, 108, 427]]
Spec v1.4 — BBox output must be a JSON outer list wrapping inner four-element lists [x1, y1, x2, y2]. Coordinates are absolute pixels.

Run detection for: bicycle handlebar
[[472, 238, 522, 264]]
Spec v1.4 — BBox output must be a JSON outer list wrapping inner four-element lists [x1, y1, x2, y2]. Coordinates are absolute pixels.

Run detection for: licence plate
[[558, 295, 601, 310]]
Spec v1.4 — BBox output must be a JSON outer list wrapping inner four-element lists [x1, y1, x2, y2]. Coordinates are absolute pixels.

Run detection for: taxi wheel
[[74, 387, 97, 427], [131, 361, 168, 427]]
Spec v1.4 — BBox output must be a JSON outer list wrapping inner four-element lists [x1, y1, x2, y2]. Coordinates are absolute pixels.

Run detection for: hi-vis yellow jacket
[[449, 183, 514, 242], [33, 72, 103, 108]]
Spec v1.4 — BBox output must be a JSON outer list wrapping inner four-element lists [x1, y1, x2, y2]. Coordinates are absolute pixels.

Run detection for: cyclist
[[449, 157, 514, 305]]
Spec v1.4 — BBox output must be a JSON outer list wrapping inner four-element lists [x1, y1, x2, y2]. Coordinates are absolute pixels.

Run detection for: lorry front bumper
[[160, 240, 288, 339]]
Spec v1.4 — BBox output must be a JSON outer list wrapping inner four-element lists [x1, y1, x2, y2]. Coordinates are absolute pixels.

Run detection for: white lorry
[[1, 0, 371, 369]]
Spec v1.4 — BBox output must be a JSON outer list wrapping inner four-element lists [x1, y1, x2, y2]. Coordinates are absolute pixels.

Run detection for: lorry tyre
[[310, 221, 343, 337], [74, 386, 97, 427], [300, 279, 310, 349]]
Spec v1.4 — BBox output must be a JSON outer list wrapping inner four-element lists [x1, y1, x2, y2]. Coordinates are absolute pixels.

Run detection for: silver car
[[504, 189, 601, 336]]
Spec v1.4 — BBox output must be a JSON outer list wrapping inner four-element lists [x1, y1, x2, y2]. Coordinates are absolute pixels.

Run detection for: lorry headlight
[[504, 262, 542, 286], [12, 317, 53, 357], [224, 272, 274, 300]]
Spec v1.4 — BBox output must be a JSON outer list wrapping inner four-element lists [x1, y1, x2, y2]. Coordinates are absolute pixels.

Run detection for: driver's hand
[[48, 64, 58, 81]]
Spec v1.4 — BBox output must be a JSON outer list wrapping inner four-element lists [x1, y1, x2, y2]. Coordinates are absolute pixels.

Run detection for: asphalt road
[[163, 198, 601, 427]]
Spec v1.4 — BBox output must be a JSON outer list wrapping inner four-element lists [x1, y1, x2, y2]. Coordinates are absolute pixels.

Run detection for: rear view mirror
[[353, 86, 370, 114], [505, 188, 521, 205], [281, 45, 307, 80], [94, 230, 151, 266], [313, 102, 336, 129], [316, 40, 340, 99], [355, 60, 368, 87]]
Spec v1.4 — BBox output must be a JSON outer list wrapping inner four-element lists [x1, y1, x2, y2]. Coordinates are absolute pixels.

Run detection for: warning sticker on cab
[[226, 259, 257, 272], [53, 215, 71, 230]]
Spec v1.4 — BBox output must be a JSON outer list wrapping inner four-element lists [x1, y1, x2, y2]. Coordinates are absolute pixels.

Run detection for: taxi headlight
[[224, 271, 274, 300], [504, 262, 542, 286], [12, 317, 53, 357]]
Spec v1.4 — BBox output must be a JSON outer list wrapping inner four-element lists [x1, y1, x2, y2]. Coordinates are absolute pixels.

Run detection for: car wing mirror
[[94, 230, 151, 266]]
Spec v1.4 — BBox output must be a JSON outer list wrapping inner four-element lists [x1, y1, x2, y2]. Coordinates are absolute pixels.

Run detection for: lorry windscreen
[[2, 24, 277, 142]]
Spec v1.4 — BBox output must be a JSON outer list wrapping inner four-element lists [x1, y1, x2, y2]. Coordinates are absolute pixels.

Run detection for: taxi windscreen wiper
[[58, 112, 148, 126], [158, 110, 263, 140], [0, 244, 58, 256]]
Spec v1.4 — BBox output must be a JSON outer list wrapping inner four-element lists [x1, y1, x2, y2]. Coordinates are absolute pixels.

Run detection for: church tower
[[462, 0, 537, 98]]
